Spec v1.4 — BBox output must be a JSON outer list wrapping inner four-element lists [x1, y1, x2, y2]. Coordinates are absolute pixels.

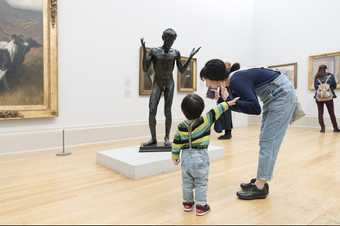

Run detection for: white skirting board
[[0, 113, 248, 155], [0, 121, 174, 155], [96, 145, 225, 180]]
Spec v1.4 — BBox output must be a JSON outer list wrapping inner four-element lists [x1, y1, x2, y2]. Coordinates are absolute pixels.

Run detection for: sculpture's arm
[[141, 38, 153, 72], [176, 47, 201, 73]]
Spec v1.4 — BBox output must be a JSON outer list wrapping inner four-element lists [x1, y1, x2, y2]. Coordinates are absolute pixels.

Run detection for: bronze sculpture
[[140, 28, 201, 148]]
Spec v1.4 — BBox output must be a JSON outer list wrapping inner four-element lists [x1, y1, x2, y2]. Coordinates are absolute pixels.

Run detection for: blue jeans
[[255, 74, 297, 181], [181, 149, 209, 205]]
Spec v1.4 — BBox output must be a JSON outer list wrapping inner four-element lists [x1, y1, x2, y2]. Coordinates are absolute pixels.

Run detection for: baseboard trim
[[248, 115, 340, 129], [0, 120, 175, 155], [0, 113, 249, 155]]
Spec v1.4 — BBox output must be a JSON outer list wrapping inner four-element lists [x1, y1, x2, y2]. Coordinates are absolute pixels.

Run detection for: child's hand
[[227, 97, 240, 106], [173, 159, 180, 166]]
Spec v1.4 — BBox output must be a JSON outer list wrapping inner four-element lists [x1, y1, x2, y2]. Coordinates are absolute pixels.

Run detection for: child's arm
[[205, 97, 239, 126], [172, 130, 183, 165]]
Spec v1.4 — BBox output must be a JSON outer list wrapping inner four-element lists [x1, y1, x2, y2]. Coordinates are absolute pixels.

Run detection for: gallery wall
[[253, 0, 340, 118], [0, 0, 254, 153]]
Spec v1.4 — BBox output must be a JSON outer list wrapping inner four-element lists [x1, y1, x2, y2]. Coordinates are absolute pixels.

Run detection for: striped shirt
[[172, 101, 229, 161]]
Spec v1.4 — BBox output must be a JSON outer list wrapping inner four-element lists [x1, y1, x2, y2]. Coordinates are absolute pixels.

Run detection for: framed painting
[[177, 57, 197, 93], [0, 0, 58, 120], [269, 63, 298, 89], [308, 51, 340, 90], [139, 47, 154, 96]]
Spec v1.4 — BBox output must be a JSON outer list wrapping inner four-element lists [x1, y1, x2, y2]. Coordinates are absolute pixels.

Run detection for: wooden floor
[[0, 126, 340, 225]]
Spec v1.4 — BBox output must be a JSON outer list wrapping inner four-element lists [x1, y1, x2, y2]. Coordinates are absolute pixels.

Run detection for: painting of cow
[[0, 0, 44, 106], [0, 34, 42, 90]]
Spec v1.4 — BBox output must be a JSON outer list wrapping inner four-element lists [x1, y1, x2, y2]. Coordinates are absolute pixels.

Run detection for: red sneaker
[[183, 202, 194, 212], [196, 204, 210, 216]]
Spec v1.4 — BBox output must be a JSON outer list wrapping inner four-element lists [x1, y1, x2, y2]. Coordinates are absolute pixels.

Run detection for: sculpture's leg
[[164, 79, 175, 146], [143, 83, 162, 146]]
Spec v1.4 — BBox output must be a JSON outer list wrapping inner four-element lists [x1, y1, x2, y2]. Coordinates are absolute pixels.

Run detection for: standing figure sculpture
[[141, 28, 201, 147]]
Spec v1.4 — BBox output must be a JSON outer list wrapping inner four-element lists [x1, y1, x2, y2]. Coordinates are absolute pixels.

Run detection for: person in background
[[214, 62, 241, 140], [314, 64, 340, 133]]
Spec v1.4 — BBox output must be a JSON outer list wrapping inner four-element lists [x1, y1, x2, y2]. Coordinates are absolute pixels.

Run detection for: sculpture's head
[[162, 28, 177, 50]]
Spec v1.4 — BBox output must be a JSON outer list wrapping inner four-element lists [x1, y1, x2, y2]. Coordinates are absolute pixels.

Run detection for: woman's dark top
[[229, 68, 281, 115]]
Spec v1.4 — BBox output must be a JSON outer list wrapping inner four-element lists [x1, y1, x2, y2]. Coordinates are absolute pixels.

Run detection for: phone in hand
[[207, 88, 217, 99]]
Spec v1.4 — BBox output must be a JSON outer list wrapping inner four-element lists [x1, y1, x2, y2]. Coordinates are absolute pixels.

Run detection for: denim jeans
[[181, 149, 209, 205], [255, 74, 297, 181]]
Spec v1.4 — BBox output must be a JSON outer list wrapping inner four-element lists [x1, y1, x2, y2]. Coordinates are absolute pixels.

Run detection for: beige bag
[[316, 76, 333, 102]]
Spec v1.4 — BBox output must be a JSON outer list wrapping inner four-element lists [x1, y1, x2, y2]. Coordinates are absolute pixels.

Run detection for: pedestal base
[[139, 142, 172, 153], [96, 145, 224, 180]]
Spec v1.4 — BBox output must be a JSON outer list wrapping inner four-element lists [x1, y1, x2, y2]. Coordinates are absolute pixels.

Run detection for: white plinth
[[96, 145, 224, 180]]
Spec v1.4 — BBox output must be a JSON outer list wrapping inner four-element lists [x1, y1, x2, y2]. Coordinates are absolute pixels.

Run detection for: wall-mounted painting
[[308, 51, 340, 90], [177, 57, 197, 93], [139, 47, 154, 96], [269, 63, 298, 89], [0, 0, 58, 120]]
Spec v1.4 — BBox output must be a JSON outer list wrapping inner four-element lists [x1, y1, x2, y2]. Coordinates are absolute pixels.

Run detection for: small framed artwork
[[139, 47, 154, 96], [269, 63, 298, 89], [177, 57, 197, 93], [308, 51, 340, 90], [0, 0, 58, 120]]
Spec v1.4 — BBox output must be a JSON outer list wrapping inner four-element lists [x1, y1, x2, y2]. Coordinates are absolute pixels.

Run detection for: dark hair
[[200, 59, 228, 81], [315, 64, 328, 80], [230, 63, 241, 73], [181, 94, 205, 120], [162, 28, 177, 40]]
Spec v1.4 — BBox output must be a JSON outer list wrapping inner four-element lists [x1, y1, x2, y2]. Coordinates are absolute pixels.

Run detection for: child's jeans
[[181, 149, 209, 205]]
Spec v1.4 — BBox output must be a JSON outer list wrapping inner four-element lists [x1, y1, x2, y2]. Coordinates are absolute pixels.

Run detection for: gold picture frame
[[308, 51, 340, 90], [139, 47, 154, 96], [269, 63, 298, 89], [0, 0, 58, 120], [177, 57, 197, 93]]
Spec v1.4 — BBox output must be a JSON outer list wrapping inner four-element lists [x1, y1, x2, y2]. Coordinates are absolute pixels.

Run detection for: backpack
[[316, 76, 333, 102]]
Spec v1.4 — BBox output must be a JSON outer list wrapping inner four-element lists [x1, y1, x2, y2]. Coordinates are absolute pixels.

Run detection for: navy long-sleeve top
[[229, 68, 280, 115]]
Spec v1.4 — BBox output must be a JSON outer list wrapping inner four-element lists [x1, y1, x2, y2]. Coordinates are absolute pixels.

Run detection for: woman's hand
[[227, 97, 240, 106], [219, 86, 229, 100]]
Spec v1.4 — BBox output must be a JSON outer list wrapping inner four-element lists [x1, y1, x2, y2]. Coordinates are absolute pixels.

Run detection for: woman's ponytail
[[230, 63, 241, 73]]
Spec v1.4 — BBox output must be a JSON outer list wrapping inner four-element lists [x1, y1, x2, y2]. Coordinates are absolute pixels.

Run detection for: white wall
[[0, 0, 254, 151], [253, 0, 340, 118]]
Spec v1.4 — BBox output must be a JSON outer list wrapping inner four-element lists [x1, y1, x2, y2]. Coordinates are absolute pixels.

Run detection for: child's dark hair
[[181, 94, 205, 120]]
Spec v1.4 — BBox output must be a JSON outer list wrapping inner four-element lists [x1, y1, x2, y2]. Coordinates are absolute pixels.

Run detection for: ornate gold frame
[[308, 51, 340, 90], [177, 57, 197, 93], [0, 0, 58, 120]]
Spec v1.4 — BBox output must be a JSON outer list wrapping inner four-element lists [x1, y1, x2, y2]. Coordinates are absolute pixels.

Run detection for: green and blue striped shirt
[[172, 101, 229, 161]]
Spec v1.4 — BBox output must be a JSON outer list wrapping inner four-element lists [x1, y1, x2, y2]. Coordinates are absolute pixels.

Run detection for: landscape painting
[[177, 57, 197, 93], [0, 0, 58, 119]]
